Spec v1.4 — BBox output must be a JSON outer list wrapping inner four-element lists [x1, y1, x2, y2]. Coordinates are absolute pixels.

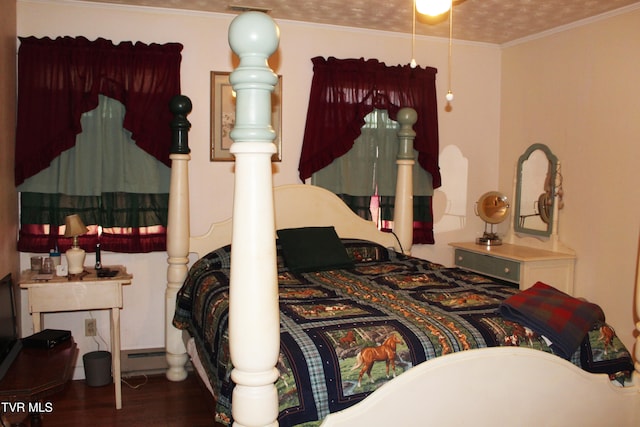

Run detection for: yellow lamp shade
[[63, 214, 88, 240]]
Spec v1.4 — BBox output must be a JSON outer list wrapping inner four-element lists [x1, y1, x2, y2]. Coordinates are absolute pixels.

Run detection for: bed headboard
[[189, 184, 402, 258]]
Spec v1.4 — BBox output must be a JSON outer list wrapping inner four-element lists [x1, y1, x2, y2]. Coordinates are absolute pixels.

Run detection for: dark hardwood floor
[[6, 373, 216, 426]]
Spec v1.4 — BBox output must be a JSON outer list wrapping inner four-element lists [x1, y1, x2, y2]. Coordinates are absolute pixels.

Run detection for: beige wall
[[500, 8, 640, 351], [0, 2, 19, 285]]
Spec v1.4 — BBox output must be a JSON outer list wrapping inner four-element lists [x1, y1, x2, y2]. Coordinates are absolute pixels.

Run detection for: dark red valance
[[299, 57, 441, 188], [15, 36, 183, 185]]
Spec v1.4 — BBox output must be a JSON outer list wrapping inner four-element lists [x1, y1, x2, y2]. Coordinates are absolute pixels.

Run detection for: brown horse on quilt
[[351, 334, 403, 387]]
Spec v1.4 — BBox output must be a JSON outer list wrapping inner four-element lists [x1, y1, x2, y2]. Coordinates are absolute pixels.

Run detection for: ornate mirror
[[475, 191, 509, 246], [514, 143, 558, 237]]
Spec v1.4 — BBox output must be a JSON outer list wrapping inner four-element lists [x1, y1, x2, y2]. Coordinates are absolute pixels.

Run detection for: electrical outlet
[[85, 318, 97, 336]]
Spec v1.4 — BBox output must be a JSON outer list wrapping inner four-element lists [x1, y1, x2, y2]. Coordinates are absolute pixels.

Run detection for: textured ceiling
[[81, 0, 640, 44]]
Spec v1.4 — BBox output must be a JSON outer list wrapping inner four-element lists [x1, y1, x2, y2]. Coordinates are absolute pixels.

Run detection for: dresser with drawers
[[449, 242, 576, 294]]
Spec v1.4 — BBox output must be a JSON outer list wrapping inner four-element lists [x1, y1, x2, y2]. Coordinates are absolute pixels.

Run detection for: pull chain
[[446, 0, 454, 102]]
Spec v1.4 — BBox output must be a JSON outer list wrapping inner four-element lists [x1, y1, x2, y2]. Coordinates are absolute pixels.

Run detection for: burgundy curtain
[[15, 36, 183, 185], [299, 57, 441, 188]]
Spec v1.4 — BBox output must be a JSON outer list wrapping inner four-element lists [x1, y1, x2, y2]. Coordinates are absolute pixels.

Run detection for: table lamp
[[64, 214, 88, 274]]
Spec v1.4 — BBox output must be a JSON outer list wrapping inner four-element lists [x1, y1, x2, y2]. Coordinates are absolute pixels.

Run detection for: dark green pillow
[[277, 226, 354, 273]]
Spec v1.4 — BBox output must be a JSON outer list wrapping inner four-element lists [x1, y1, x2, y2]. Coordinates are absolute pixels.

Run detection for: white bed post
[[228, 12, 281, 427], [392, 107, 417, 255], [165, 95, 192, 381]]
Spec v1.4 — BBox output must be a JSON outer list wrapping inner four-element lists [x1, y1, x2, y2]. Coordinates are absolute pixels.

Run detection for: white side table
[[19, 265, 132, 409]]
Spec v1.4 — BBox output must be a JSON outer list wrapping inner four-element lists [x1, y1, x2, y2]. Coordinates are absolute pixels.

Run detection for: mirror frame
[[514, 143, 558, 237]]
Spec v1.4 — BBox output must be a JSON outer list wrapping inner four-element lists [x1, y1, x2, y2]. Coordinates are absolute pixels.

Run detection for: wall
[[500, 7, 640, 351], [16, 0, 501, 377], [0, 2, 19, 299]]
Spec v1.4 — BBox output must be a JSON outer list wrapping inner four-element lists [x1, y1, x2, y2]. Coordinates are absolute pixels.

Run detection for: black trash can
[[83, 351, 112, 387]]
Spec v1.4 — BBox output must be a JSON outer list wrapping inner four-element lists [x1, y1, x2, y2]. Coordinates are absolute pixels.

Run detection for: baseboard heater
[[121, 348, 192, 376]]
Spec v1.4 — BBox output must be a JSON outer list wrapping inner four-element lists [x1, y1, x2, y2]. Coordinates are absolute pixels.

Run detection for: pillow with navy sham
[[277, 226, 354, 273]]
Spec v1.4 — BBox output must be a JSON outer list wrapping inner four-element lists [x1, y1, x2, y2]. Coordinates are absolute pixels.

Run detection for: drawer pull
[[457, 256, 463, 261], [504, 268, 510, 273]]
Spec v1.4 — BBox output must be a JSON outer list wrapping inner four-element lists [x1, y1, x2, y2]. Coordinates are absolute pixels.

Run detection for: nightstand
[[19, 266, 132, 409], [449, 242, 575, 294]]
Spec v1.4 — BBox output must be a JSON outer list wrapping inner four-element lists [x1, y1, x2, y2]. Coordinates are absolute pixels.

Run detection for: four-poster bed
[[165, 11, 640, 427]]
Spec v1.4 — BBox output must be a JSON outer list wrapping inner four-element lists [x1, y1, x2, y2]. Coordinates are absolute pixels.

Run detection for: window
[[312, 109, 434, 242], [300, 57, 440, 244], [15, 36, 182, 253], [18, 95, 170, 253]]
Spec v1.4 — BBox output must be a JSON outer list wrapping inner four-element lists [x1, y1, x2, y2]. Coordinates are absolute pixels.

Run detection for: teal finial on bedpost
[[169, 95, 192, 154], [397, 107, 417, 159], [393, 107, 417, 255], [228, 12, 280, 146]]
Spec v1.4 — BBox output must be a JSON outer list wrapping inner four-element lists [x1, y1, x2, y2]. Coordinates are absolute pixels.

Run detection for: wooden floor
[[6, 373, 216, 426]]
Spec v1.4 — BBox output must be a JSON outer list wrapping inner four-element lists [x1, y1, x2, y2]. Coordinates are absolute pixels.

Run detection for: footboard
[[323, 347, 640, 426]]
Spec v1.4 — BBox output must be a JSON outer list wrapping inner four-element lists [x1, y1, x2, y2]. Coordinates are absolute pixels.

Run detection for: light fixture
[[415, 0, 452, 17], [64, 214, 88, 275]]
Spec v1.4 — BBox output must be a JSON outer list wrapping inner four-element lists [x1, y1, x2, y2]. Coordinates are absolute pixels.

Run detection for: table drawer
[[454, 249, 520, 283], [27, 282, 122, 312]]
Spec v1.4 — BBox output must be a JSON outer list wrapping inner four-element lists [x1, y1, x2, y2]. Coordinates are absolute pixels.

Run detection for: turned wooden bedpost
[[165, 95, 192, 382], [228, 12, 281, 427], [393, 108, 417, 255]]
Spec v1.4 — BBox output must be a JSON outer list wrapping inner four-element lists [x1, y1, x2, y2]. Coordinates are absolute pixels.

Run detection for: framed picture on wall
[[210, 71, 282, 161]]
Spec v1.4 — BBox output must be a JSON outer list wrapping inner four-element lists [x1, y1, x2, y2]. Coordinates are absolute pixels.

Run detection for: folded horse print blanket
[[499, 282, 605, 359]]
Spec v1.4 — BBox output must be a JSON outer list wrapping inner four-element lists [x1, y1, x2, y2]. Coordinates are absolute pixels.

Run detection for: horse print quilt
[[173, 240, 633, 426]]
